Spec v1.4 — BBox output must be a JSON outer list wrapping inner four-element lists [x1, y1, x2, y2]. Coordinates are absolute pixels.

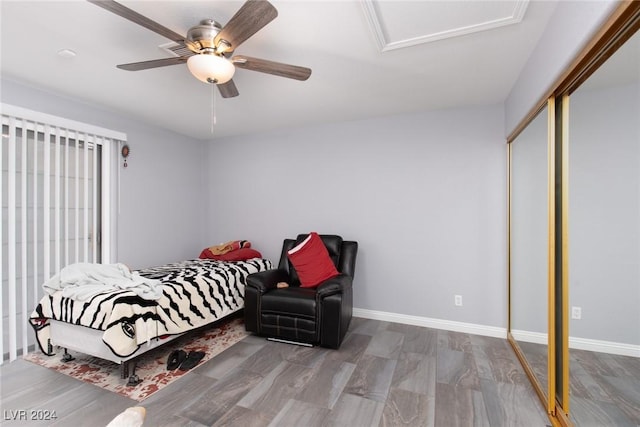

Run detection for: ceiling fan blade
[[217, 80, 239, 98], [232, 55, 312, 81], [117, 57, 188, 71], [87, 0, 185, 43], [215, 0, 278, 53]]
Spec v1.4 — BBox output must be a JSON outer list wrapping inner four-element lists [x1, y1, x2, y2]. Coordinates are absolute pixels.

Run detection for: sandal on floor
[[178, 351, 205, 371], [167, 349, 187, 370]]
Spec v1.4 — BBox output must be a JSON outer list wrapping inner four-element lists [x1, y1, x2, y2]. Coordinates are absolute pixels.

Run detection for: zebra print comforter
[[29, 258, 273, 358]]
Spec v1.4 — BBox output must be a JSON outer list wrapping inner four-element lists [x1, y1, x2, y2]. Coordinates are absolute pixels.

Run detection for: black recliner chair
[[244, 234, 358, 349]]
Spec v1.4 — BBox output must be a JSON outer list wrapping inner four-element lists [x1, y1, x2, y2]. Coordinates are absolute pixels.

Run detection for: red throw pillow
[[199, 247, 262, 261], [287, 232, 339, 288]]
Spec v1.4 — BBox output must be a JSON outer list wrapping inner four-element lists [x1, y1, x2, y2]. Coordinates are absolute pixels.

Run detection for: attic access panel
[[362, 0, 529, 52]]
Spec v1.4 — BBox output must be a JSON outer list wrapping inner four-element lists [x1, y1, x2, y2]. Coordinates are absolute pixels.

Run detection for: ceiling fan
[[88, 0, 312, 98]]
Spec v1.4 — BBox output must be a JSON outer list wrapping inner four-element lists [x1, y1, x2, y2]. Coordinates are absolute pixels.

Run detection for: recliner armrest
[[315, 274, 352, 298], [246, 268, 290, 294]]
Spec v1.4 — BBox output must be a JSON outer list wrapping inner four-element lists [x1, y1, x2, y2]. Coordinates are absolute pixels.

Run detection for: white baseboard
[[510, 329, 639, 357], [352, 308, 507, 339], [569, 336, 640, 357], [511, 330, 548, 345]]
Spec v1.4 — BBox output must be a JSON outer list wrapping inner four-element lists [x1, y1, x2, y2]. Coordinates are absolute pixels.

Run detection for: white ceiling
[[0, 0, 560, 140]]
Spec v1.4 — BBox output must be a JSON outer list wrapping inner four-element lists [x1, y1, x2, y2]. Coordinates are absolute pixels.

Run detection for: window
[[1, 104, 124, 362]]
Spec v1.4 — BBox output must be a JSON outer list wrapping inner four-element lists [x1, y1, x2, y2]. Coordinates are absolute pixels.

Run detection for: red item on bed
[[205, 240, 251, 255], [199, 247, 262, 261]]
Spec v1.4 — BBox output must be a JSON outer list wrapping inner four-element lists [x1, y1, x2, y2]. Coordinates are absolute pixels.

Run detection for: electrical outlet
[[572, 306, 582, 320], [454, 295, 462, 306]]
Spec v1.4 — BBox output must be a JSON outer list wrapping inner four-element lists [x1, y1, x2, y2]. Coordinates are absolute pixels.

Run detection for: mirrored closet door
[[565, 28, 639, 427], [508, 3, 639, 426], [509, 102, 555, 411]]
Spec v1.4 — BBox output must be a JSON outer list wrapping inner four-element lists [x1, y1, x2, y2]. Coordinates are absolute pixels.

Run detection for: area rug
[[23, 317, 248, 401]]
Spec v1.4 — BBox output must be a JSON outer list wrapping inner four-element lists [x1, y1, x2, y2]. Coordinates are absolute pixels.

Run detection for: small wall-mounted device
[[121, 144, 130, 168]]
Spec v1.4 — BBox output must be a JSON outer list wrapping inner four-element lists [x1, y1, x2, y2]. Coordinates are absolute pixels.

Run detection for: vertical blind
[[1, 104, 123, 363]]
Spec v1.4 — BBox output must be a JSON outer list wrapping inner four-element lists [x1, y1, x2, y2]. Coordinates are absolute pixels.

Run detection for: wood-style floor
[[517, 341, 640, 426], [1, 317, 551, 426]]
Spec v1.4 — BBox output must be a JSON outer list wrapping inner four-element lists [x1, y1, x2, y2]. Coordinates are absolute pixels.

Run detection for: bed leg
[[61, 348, 75, 362], [120, 362, 129, 379], [121, 361, 142, 387]]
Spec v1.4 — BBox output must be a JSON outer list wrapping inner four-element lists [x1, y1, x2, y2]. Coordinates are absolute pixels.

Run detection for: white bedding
[[43, 262, 163, 301]]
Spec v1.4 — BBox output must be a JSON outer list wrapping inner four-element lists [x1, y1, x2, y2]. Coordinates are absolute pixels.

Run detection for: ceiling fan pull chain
[[210, 83, 217, 136]]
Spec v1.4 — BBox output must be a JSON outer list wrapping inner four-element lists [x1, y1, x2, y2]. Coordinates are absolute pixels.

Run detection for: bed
[[29, 258, 272, 383]]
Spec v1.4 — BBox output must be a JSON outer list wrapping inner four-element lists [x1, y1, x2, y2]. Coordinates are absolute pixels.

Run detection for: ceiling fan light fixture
[[187, 53, 235, 84]]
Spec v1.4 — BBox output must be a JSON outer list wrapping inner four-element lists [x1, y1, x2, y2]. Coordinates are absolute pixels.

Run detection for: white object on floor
[[267, 337, 313, 347], [106, 406, 146, 427]]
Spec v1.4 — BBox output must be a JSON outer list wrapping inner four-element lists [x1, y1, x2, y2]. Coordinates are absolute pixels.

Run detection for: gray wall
[[204, 105, 508, 328], [1, 0, 626, 342], [1, 78, 208, 269], [505, 0, 618, 136]]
